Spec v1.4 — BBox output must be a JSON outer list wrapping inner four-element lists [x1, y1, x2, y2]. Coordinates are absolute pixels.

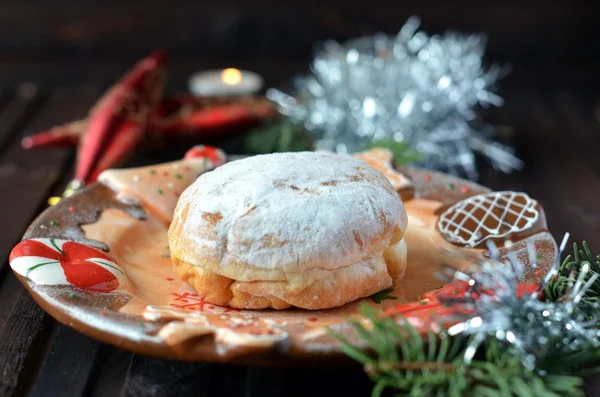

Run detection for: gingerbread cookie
[[353, 148, 413, 200], [437, 191, 545, 248], [99, 145, 226, 225]]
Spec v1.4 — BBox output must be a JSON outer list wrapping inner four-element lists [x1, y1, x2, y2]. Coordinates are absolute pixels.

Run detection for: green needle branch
[[332, 242, 600, 397]]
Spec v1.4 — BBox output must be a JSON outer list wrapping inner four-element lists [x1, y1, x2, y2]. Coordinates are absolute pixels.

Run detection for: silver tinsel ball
[[445, 234, 600, 372], [268, 16, 523, 180]]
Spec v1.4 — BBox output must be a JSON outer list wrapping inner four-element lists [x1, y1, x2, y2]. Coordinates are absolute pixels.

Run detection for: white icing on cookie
[[437, 191, 540, 247]]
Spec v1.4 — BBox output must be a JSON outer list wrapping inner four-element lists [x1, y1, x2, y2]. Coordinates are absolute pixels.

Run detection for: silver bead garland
[[268, 16, 523, 180]]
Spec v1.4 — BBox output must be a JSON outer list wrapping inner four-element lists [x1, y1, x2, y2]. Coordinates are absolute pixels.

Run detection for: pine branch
[[366, 138, 422, 165], [544, 242, 600, 304], [244, 119, 313, 154], [244, 116, 423, 167], [333, 304, 587, 396]]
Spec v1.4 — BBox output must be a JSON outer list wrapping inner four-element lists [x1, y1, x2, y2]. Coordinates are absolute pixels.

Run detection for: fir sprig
[[244, 120, 422, 166], [332, 305, 585, 397], [366, 138, 422, 165], [544, 242, 600, 303], [334, 242, 600, 396], [244, 119, 313, 154]]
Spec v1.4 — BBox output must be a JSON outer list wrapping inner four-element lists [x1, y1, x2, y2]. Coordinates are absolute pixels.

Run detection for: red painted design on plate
[[170, 292, 238, 312], [383, 281, 540, 328], [10, 239, 120, 292]]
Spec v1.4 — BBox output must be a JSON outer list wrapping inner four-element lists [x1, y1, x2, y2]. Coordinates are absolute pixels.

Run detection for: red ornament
[[21, 96, 275, 152], [184, 145, 226, 166], [21, 120, 85, 149], [75, 49, 166, 185]]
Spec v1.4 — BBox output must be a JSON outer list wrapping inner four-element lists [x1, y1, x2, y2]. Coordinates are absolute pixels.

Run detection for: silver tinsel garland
[[444, 234, 600, 372], [268, 16, 523, 180]]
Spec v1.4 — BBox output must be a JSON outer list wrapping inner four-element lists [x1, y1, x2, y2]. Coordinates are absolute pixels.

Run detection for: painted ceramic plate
[[10, 147, 558, 364]]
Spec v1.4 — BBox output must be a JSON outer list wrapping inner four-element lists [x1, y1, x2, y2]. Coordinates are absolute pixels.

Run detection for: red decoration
[[184, 145, 226, 165], [10, 239, 121, 292], [21, 120, 85, 149], [383, 280, 541, 328], [75, 49, 167, 185], [170, 292, 238, 313], [21, 96, 275, 152], [150, 95, 275, 139]]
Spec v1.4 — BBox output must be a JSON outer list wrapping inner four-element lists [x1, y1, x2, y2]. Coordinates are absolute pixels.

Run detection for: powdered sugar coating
[[171, 152, 406, 274]]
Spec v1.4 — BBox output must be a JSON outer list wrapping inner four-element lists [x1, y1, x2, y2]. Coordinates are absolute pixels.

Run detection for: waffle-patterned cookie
[[437, 191, 541, 248]]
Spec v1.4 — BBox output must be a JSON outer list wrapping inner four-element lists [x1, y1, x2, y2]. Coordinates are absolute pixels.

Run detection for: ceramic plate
[[10, 148, 557, 364]]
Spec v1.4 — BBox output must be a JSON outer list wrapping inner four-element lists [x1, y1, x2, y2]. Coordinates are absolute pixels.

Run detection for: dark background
[[0, 0, 598, 91], [1, 1, 600, 397]]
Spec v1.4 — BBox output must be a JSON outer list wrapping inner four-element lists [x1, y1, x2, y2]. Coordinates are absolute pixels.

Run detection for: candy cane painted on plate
[[10, 238, 125, 292]]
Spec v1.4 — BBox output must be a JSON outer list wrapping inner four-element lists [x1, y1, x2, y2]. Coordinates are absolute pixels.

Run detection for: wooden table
[[0, 80, 599, 396]]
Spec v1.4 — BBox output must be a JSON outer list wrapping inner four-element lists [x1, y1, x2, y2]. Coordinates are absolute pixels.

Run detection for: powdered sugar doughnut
[[168, 151, 408, 310]]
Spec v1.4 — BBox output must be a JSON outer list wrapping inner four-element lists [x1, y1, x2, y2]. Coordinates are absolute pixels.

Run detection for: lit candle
[[188, 68, 264, 96]]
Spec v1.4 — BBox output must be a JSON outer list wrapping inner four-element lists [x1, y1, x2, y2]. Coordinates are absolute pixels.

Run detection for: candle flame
[[221, 68, 242, 86]]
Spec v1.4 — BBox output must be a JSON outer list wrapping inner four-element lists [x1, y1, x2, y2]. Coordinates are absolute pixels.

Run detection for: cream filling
[[189, 238, 407, 291]]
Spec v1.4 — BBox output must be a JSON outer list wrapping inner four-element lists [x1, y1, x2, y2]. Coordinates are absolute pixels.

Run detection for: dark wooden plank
[[246, 367, 289, 397], [287, 366, 368, 397], [208, 365, 247, 397], [0, 87, 41, 162], [120, 355, 212, 397], [28, 322, 101, 397], [0, 289, 51, 397], [0, 274, 25, 330], [86, 347, 133, 397]]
